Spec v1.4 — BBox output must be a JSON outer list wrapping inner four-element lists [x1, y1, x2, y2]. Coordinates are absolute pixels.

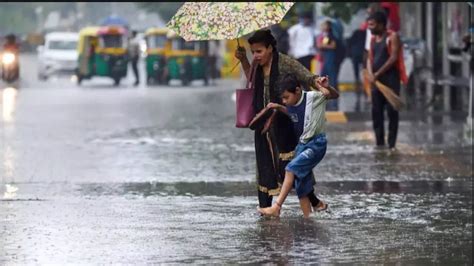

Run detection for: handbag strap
[[245, 61, 257, 90]]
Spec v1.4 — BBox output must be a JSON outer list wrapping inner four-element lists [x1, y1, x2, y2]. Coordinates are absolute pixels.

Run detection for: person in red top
[[381, 2, 400, 32]]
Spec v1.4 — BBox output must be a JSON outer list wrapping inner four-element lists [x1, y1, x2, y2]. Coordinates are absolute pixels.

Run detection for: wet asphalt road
[[0, 53, 472, 264]]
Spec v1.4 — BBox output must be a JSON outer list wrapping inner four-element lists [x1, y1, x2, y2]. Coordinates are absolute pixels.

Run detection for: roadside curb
[[327, 111, 469, 123]]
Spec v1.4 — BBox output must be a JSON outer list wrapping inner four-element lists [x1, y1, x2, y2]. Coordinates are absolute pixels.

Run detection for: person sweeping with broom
[[365, 11, 407, 150]]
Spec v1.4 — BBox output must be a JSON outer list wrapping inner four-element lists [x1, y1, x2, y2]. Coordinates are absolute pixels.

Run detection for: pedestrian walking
[[287, 12, 316, 71], [129, 30, 141, 86], [258, 73, 339, 217], [316, 20, 338, 110], [234, 29, 329, 209], [347, 28, 367, 110], [366, 11, 405, 150], [331, 12, 346, 95]]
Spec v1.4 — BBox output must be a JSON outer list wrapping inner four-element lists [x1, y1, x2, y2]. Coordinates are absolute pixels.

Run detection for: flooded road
[[0, 54, 472, 264], [1, 180, 471, 264]]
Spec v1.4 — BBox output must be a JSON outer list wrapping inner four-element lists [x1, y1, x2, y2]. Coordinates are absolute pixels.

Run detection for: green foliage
[[280, 2, 366, 29], [321, 3, 368, 23], [0, 2, 78, 34], [0, 3, 37, 34], [135, 2, 184, 22], [280, 2, 314, 29]]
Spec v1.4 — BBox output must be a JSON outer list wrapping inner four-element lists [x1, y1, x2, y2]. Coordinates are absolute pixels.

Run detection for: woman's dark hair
[[368, 11, 387, 27], [323, 20, 333, 30], [278, 73, 300, 94], [248, 29, 277, 49]]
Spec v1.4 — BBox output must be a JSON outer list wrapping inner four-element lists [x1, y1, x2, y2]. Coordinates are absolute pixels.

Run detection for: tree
[[0, 2, 78, 34], [280, 2, 315, 28], [280, 2, 367, 29], [321, 3, 368, 23], [135, 2, 183, 22]]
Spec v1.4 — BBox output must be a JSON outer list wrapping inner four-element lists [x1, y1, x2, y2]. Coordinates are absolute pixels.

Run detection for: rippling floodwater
[[1, 83, 472, 264], [1, 180, 471, 264]]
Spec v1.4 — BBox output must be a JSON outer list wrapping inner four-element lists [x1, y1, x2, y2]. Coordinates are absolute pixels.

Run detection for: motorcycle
[[1, 49, 20, 83]]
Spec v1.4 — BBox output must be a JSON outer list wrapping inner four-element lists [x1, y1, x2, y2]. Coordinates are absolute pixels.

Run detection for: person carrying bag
[[235, 60, 257, 128]]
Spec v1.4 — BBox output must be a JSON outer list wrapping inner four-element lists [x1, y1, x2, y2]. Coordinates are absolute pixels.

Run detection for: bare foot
[[258, 204, 281, 217], [314, 201, 328, 212]]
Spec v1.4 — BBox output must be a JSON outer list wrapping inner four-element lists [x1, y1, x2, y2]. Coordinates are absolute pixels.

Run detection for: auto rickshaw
[[166, 31, 208, 86], [144, 28, 170, 85], [76, 26, 128, 86]]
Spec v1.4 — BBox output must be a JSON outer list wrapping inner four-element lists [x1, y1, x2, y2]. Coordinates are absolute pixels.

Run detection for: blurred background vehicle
[[1, 33, 20, 83], [144, 27, 169, 85], [37, 31, 79, 80], [165, 31, 208, 86], [76, 26, 129, 86]]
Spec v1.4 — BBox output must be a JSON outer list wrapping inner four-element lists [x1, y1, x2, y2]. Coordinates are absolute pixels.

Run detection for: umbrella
[[166, 2, 294, 42], [100, 15, 130, 28]]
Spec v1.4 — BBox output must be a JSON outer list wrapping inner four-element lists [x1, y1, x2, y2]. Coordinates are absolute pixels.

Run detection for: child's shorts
[[285, 133, 327, 198]]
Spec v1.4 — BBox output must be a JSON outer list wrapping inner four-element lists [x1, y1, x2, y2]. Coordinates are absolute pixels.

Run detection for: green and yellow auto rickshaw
[[76, 26, 128, 86], [144, 28, 170, 85], [166, 31, 208, 86]]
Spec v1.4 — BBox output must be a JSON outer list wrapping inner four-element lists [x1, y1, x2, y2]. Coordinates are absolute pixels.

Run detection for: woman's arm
[[235, 47, 251, 79], [281, 54, 319, 90]]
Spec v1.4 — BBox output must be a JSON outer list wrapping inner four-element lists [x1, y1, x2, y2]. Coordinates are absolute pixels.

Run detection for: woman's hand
[[234, 46, 248, 62], [234, 46, 251, 79]]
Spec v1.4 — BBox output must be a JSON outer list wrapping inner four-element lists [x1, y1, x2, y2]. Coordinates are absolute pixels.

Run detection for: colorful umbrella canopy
[[166, 2, 294, 41]]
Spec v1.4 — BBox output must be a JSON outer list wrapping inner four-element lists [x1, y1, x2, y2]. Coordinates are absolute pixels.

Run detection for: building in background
[[399, 2, 471, 113]]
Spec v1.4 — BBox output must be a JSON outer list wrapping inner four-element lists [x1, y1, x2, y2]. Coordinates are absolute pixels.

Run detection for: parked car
[[37, 32, 79, 80]]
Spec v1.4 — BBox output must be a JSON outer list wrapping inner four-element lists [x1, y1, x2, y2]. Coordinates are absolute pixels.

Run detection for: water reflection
[[78, 180, 472, 198], [2, 144, 17, 198], [3, 183, 18, 199], [2, 87, 18, 122], [239, 218, 331, 264], [1, 87, 18, 197]]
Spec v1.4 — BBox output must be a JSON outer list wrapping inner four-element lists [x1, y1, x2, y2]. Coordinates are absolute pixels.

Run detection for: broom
[[363, 69, 404, 111], [362, 70, 372, 101]]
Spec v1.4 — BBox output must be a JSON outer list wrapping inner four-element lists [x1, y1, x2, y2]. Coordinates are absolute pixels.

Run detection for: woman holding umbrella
[[235, 29, 330, 213], [167, 2, 331, 214]]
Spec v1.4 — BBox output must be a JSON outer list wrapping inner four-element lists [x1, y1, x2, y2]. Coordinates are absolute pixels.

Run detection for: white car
[[37, 32, 79, 80]]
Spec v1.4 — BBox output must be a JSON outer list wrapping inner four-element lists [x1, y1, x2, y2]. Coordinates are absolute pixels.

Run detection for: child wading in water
[[258, 73, 339, 217]]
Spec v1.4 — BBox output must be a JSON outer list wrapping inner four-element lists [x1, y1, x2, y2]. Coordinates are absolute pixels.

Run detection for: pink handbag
[[235, 62, 257, 128]]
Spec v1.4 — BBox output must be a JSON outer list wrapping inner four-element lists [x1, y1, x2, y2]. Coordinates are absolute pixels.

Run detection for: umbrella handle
[[237, 38, 245, 51], [226, 61, 241, 75]]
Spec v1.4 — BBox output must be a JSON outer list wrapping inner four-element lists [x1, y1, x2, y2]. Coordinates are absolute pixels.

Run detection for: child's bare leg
[[299, 196, 312, 218], [258, 171, 295, 217]]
